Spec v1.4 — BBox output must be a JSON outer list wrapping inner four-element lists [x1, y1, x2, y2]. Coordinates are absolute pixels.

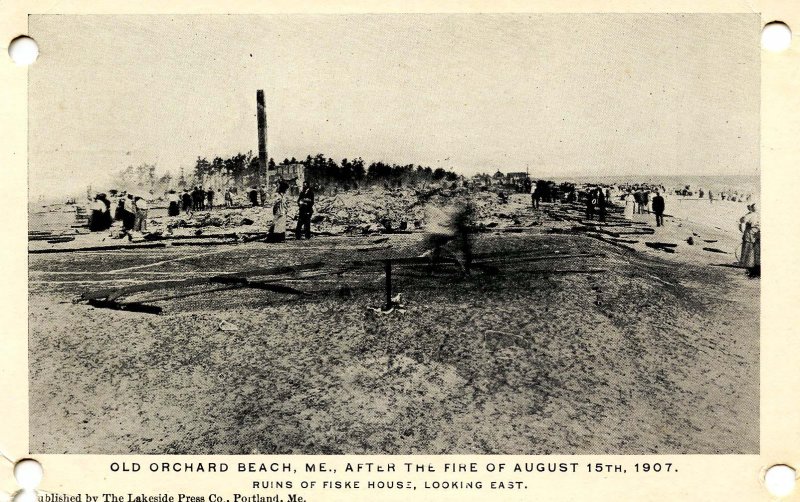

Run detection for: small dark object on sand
[[703, 247, 728, 254]]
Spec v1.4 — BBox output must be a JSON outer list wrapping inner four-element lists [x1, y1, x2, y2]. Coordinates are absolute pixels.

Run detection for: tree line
[[114, 152, 461, 195]]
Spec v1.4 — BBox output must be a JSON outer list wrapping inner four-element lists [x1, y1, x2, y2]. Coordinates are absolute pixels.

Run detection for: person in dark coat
[[206, 187, 215, 210], [121, 194, 136, 231], [182, 189, 193, 214], [652, 192, 665, 227], [633, 190, 643, 214], [295, 181, 315, 240], [249, 186, 259, 206], [585, 189, 595, 220]]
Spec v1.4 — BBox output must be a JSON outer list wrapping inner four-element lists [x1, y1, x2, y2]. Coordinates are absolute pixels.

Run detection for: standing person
[[167, 190, 180, 217], [98, 193, 112, 230], [633, 190, 643, 214], [597, 188, 607, 222], [295, 181, 315, 240], [206, 187, 215, 210], [224, 188, 233, 207], [191, 186, 200, 211], [113, 194, 136, 240], [133, 195, 149, 233], [249, 186, 259, 206], [585, 188, 595, 220], [123, 194, 137, 232], [198, 186, 206, 210], [652, 191, 665, 227], [739, 203, 760, 277], [623, 192, 635, 220], [182, 189, 193, 214], [641, 190, 650, 213], [114, 192, 127, 222], [708, 190, 714, 204], [267, 181, 289, 243], [89, 194, 110, 231], [259, 185, 268, 206]]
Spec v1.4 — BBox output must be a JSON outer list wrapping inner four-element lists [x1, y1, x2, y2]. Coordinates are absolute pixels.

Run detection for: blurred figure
[[419, 202, 474, 275], [224, 187, 234, 207]]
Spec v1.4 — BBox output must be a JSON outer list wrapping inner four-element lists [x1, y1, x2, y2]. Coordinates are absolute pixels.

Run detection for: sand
[[28, 194, 759, 454]]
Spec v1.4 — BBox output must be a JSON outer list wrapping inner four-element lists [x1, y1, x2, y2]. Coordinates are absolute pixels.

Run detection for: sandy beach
[[28, 191, 759, 454]]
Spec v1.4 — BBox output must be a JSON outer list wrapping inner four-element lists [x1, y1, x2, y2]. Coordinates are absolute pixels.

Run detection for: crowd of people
[[88, 191, 149, 240], [87, 179, 317, 243], [86, 177, 759, 277]]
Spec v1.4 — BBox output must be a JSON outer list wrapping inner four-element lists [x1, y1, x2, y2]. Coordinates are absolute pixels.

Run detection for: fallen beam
[[209, 276, 310, 295], [30, 243, 167, 254], [85, 298, 163, 315]]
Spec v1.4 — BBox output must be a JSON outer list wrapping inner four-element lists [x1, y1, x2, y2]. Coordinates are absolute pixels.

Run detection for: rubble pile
[[312, 187, 427, 235], [310, 186, 536, 235]]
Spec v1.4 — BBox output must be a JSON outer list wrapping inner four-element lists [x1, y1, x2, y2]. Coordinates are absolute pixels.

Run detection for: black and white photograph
[[27, 13, 760, 455]]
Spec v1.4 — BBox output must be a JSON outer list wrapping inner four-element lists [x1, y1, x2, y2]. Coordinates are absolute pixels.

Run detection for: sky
[[28, 14, 760, 199]]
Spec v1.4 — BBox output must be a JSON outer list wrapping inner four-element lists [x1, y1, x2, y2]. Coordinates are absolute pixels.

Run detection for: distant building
[[506, 172, 529, 183], [268, 163, 305, 196], [471, 173, 493, 187]]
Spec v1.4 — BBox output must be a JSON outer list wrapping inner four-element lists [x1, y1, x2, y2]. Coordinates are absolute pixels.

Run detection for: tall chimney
[[256, 89, 268, 186]]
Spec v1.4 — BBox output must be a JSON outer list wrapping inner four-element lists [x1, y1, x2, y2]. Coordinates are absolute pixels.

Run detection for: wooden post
[[384, 260, 392, 310], [256, 90, 268, 187]]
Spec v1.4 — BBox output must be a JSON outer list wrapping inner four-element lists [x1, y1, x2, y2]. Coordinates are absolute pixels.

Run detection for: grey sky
[[29, 14, 759, 198]]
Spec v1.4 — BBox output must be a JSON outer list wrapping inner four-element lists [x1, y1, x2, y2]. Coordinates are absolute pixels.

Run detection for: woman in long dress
[[88, 195, 110, 231], [268, 181, 289, 243], [623, 192, 635, 220], [167, 190, 180, 217], [738, 203, 760, 277]]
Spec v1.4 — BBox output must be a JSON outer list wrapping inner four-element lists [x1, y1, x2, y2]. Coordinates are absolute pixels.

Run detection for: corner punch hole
[[12, 459, 42, 502], [764, 464, 796, 498], [761, 21, 792, 52], [7, 35, 39, 66]]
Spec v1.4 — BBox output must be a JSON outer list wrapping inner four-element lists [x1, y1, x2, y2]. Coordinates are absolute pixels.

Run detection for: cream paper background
[[1, 1, 798, 500]]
